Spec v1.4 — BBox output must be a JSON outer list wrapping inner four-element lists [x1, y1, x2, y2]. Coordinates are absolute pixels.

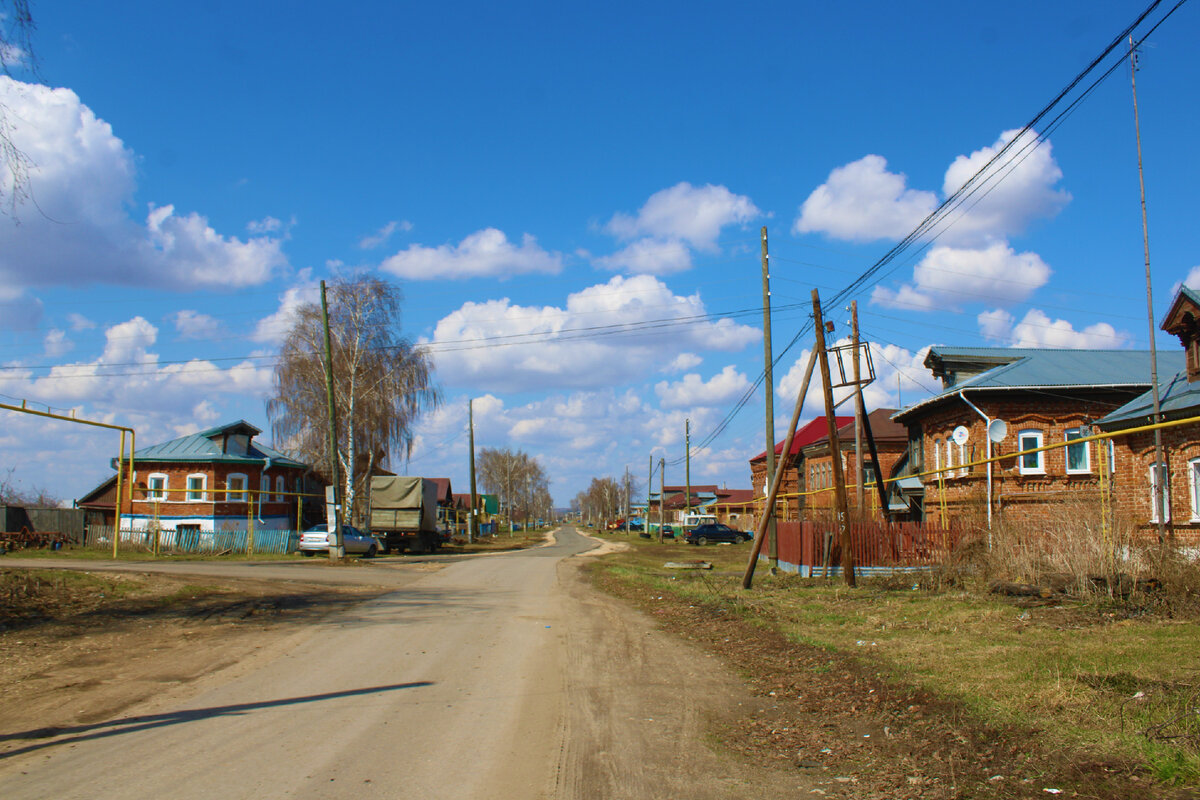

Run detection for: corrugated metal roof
[[1097, 370, 1200, 427], [130, 420, 307, 468], [750, 417, 853, 462], [894, 350, 1183, 421]]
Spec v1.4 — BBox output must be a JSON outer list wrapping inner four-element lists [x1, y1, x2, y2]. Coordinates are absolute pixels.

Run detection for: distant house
[[1097, 287, 1200, 546], [892, 347, 1182, 527], [797, 409, 908, 518], [749, 417, 852, 523], [115, 420, 309, 534]]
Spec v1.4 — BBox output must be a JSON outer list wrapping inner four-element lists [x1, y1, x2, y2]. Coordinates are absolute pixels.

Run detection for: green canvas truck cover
[[369, 476, 438, 532]]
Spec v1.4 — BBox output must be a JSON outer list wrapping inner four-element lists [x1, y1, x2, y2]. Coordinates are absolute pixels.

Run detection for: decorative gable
[[1161, 287, 1200, 382]]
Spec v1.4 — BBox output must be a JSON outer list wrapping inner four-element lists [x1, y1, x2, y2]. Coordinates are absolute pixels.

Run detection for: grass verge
[[586, 531, 1200, 796]]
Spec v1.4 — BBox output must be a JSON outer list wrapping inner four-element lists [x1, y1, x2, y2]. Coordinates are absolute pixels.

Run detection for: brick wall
[[910, 391, 1140, 529], [127, 462, 306, 519], [1110, 423, 1200, 546]]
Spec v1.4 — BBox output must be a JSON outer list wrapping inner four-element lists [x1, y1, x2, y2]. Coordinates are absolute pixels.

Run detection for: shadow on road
[[0, 681, 435, 759]]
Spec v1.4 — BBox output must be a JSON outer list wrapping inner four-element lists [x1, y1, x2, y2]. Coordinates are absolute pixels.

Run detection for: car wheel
[[696, 536, 708, 546], [738, 534, 749, 543], [365, 544, 377, 558], [301, 550, 314, 557]]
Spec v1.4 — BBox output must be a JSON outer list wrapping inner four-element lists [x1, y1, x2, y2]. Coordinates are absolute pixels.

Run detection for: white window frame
[[933, 438, 941, 474], [1064, 428, 1091, 475], [260, 474, 271, 501], [226, 473, 248, 503], [275, 475, 285, 503], [1109, 440, 1116, 475], [1150, 462, 1170, 523], [957, 442, 968, 478], [147, 473, 169, 502], [1017, 429, 1044, 475], [186, 473, 207, 502], [1189, 458, 1200, 522]]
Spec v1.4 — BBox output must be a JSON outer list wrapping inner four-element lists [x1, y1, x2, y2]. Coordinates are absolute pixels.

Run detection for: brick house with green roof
[[892, 346, 1183, 528], [116, 420, 309, 535]]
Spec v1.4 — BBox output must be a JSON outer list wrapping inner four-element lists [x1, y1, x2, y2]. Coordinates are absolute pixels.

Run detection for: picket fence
[[84, 525, 300, 555], [767, 518, 965, 577]]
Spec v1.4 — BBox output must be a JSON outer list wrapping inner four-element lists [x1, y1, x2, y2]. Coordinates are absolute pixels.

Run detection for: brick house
[[797, 409, 908, 518], [1096, 287, 1200, 547], [749, 417, 852, 522], [892, 347, 1182, 528], [117, 420, 309, 534]]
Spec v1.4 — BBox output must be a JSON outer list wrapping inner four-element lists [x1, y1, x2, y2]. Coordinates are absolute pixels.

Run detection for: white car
[[298, 524, 380, 557]]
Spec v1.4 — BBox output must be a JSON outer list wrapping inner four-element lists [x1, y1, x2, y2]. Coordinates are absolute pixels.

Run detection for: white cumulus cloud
[[655, 365, 750, 410], [380, 227, 562, 280], [0, 77, 288, 295], [607, 182, 760, 250], [172, 310, 220, 340], [594, 237, 692, 275], [872, 242, 1050, 310], [984, 309, 1130, 349], [794, 155, 937, 242]]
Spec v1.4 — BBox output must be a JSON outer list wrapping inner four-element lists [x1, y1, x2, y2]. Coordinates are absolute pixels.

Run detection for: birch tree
[[266, 276, 440, 524], [477, 447, 549, 529]]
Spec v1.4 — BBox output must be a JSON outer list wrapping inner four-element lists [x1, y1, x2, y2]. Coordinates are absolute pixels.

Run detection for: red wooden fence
[[767, 518, 964, 574]]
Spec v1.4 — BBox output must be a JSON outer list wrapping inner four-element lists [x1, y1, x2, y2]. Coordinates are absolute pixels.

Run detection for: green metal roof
[[127, 420, 308, 468], [1097, 370, 1200, 428], [894, 349, 1184, 421]]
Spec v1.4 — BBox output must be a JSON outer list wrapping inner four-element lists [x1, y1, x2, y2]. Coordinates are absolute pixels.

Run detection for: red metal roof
[[749, 417, 853, 462]]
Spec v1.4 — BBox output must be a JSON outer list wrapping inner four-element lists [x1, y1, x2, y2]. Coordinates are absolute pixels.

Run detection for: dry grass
[[588, 528, 1200, 787]]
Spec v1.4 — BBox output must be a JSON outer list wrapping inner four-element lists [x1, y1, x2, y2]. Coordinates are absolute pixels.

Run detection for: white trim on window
[[260, 475, 270, 501], [957, 442, 968, 478], [1150, 462, 1170, 523], [147, 473, 168, 502], [933, 438, 942, 474], [1017, 429, 1044, 475], [186, 473, 207, 502], [1189, 458, 1200, 522], [226, 473, 248, 503], [275, 475, 285, 503], [1065, 428, 1091, 474]]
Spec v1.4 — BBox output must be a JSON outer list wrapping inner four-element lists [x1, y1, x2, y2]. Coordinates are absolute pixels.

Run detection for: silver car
[[298, 524, 380, 557]]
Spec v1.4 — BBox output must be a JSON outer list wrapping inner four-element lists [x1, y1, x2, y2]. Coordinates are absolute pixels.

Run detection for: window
[[1150, 462, 1170, 523], [147, 473, 168, 501], [186, 474, 207, 502], [957, 442, 968, 477], [933, 438, 941, 474], [1018, 429, 1044, 475], [226, 473, 248, 503], [1065, 428, 1090, 474], [260, 475, 270, 501], [946, 439, 955, 478], [275, 476, 285, 503], [1189, 458, 1200, 521]]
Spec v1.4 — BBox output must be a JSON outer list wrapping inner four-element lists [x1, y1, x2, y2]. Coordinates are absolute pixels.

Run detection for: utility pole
[[624, 465, 630, 530], [685, 419, 691, 520], [658, 457, 665, 544], [468, 399, 477, 544], [1131, 36, 1167, 542], [760, 226, 778, 570], [319, 280, 344, 559], [813, 289, 855, 587], [852, 301, 865, 515], [647, 455, 652, 534]]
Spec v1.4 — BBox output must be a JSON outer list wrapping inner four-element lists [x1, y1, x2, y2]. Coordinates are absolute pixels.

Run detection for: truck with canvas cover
[[369, 476, 440, 553]]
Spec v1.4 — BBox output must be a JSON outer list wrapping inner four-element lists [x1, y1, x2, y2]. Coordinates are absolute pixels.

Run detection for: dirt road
[[0, 527, 808, 799]]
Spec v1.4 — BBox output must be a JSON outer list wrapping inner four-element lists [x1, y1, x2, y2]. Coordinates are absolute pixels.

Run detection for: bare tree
[[574, 476, 622, 527], [266, 276, 440, 524], [0, 466, 60, 506], [1, 1, 37, 217], [477, 447, 550, 530]]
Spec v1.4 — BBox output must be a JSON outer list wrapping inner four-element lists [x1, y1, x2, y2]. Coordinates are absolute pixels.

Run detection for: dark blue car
[[684, 523, 749, 545]]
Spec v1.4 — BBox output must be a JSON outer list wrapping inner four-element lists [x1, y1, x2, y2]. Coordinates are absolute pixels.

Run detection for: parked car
[[685, 523, 749, 546], [298, 524, 380, 557]]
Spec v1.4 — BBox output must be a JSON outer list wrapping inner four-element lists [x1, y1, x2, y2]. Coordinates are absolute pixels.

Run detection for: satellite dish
[[952, 425, 970, 445], [987, 419, 1008, 443]]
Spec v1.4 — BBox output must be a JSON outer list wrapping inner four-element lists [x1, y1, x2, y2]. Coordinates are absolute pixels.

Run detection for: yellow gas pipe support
[[0, 402, 135, 558]]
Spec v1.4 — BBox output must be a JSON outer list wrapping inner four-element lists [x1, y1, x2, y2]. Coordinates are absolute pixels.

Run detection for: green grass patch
[[590, 542, 1200, 786]]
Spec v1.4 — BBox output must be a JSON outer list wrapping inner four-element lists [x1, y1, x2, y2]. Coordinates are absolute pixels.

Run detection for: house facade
[[1097, 287, 1200, 547], [892, 347, 1182, 528], [798, 409, 908, 518], [749, 417, 852, 523], [116, 420, 309, 534]]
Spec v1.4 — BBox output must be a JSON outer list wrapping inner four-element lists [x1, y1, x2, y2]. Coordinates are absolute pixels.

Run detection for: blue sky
[[1, 1, 1198, 506]]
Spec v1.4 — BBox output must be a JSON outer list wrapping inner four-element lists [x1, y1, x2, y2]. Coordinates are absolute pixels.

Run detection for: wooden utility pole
[[647, 455, 652, 533], [812, 289, 855, 587], [658, 458, 666, 543], [468, 398, 477, 543], [743, 346, 818, 589], [760, 226, 778, 570], [1131, 36, 1167, 541], [851, 301, 865, 515], [319, 280, 344, 559], [685, 419, 691, 519]]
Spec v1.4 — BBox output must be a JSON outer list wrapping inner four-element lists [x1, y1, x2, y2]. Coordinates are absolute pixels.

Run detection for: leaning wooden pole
[[742, 346, 818, 589], [812, 290, 856, 587]]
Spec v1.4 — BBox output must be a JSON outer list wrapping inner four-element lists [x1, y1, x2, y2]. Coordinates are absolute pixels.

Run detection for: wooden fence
[[83, 525, 299, 555], [767, 518, 965, 576]]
